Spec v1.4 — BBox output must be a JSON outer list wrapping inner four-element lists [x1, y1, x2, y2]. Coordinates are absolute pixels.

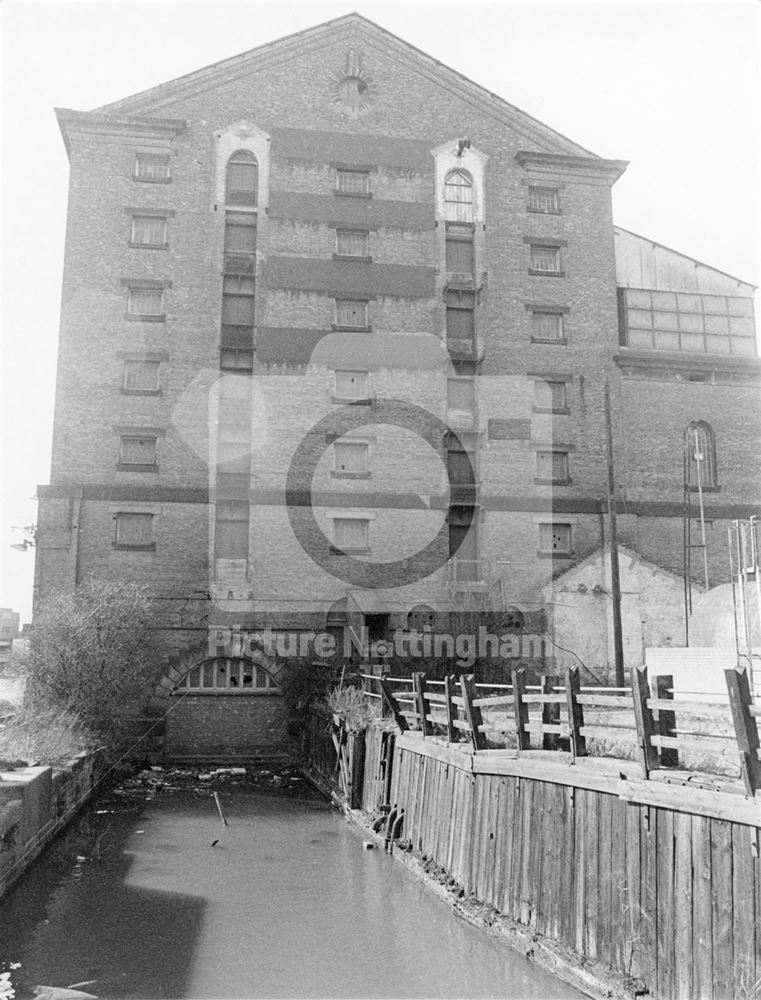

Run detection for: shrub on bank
[[23, 580, 162, 755]]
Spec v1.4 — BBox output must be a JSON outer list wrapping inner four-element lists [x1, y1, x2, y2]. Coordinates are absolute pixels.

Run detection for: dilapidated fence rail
[[360, 664, 760, 796]]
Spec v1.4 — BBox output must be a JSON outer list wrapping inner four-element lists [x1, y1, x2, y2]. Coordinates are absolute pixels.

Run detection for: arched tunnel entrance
[[144, 642, 289, 757]]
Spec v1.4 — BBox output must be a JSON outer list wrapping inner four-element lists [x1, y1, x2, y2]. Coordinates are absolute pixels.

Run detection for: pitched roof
[[94, 12, 596, 158]]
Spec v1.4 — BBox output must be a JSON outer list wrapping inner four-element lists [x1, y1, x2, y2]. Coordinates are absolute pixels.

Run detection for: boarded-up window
[[534, 380, 567, 410], [333, 518, 369, 551], [222, 274, 255, 326], [226, 151, 258, 206], [334, 441, 368, 474], [536, 450, 569, 482], [215, 500, 249, 558], [531, 311, 564, 341], [119, 436, 157, 468], [334, 370, 369, 399], [336, 230, 369, 257], [130, 216, 167, 246], [446, 224, 474, 274], [224, 215, 257, 254], [134, 154, 170, 182], [444, 169, 474, 222], [123, 360, 160, 392], [337, 170, 370, 195], [115, 512, 154, 548], [127, 288, 164, 316], [446, 289, 475, 340], [447, 378, 475, 413], [538, 522, 572, 554], [336, 299, 368, 328]]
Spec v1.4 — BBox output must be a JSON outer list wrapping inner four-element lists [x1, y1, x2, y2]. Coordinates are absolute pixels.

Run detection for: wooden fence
[[364, 664, 761, 796], [305, 664, 761, 999]]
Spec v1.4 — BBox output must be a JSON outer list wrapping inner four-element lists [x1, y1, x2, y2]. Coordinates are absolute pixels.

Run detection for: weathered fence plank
[[691, 816, 713, 1000], [711, 819, 735, 999], [631, 665, 659, 776], [725, 665, 761, 796], [654, 674, 679, 768], [673, 811, 694, 1000], [656, 808, 675, 1000], [731, 822, 756, 999], [565, 666, 587, 759], [460, 674, 487, 751], [512, 667, 531, 751]]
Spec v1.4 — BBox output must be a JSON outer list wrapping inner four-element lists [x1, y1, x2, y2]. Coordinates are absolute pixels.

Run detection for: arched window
[[444, 169, 474, 222], [685, 421, 717, 488], [226, 150, 258, 206], [175, 657, 278, 692], [407, 605, 436, 632]]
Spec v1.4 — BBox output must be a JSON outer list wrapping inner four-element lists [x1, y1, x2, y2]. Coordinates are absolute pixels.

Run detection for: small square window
[[333, 517, 369, 551], [528, 187, 560, 213], [529, 245, 562, 274], [115, 512, 155, 549], [119, 435, 157, 470], [534, 380, 567, 411], [334, 370, 369, 400], [536, 450, 570, 482], [123, 360, 160, 393], [333, 441, 369, 475], [335, 299, 369, 329], [336, 230, 369, 257], [224, 215, 257, 254], [336, 170, 370, 195], [134, 154, 170, 183], [130, 216, 167, 247], [538, 522, 572, 555], [220, 348, 254, 372], [531, 312, 565, 341], [127, 287, 164, 318]]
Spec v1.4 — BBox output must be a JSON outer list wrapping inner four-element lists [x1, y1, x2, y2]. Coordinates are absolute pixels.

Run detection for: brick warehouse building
[[35, 14, 760, 752]]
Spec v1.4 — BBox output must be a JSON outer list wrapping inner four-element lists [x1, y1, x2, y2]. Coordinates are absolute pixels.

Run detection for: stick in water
[[213, 792, 229, 827]]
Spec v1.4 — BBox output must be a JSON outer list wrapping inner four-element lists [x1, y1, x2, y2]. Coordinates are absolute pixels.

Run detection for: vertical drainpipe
[[604, 378, 625, 688]]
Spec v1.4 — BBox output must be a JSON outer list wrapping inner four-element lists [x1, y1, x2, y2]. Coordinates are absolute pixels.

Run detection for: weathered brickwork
[[37, 14, 760, 720], [164, 693, 288, 754]]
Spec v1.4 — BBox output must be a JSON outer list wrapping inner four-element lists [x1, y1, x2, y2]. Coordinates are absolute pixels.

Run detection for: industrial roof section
[[614, 226, 757, 295]]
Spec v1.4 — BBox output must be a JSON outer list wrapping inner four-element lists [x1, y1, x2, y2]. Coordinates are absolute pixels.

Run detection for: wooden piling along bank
[[305, 668, 761, 1000]]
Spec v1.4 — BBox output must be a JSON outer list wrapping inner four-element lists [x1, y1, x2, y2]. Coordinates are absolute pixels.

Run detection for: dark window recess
[[447, 447, 476, 485], [226, 151, 258, 206], [222, 274, 255, 325], [215, 500, 249, 558], [448, 507, 479, 580], [216, 472, 249, 500], [408, 605, 436, 631]]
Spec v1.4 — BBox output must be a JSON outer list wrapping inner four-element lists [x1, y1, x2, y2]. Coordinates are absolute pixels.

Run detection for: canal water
[[0, 776, 583, 999]]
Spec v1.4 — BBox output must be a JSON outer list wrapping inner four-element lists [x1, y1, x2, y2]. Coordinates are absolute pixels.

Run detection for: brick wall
[[164, 693, 288, 754]]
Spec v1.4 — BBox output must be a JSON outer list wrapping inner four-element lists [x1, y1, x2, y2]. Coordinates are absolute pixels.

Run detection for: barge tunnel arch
[[144, 641, 289, 756]]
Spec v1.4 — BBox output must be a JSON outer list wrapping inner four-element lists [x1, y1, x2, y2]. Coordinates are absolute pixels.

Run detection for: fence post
[[349, 730, 366, 809], [511, 666, 531, 751], [378, 675, 410, 732], [459, 673, 487, 751], [631, 664, 659, 777], [541, 673, 560, 751], [413, 671, 433, 737], [725, 665, 761, 797], [564, 666, 587, 760], [444, 674, 459, 743], [654, 674, 679, 768]]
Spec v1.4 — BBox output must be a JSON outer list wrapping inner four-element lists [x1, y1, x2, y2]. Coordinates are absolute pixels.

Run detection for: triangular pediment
[[94, 13, 596, 158]]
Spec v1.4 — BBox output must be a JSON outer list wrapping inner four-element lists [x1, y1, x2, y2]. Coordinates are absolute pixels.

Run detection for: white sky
[[1, 0, 759, 622]]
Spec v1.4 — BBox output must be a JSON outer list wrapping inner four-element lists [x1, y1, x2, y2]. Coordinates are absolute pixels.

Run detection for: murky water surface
[[0, 781, 583, 999]]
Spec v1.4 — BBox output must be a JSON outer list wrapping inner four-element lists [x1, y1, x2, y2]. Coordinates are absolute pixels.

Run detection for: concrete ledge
[[0, 753, 103, 900]]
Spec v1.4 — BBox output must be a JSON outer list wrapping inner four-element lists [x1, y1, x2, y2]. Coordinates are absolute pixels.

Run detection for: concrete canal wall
[[306, 714, 761, 1000], [0, 753, 102, 900]]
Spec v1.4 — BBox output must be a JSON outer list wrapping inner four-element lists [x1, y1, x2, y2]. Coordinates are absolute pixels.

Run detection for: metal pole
[[604, 378, 625, 688]]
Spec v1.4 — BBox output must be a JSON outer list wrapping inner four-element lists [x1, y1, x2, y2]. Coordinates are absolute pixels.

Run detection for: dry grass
[[0, 705, 94, 768], [326, 685, 380, 731]]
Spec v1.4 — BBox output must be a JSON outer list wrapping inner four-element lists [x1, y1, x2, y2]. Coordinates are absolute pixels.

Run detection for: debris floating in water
[[213, 792, 229, 827], [33, 985, 98, 1000], [211, 839, 220, 847]]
